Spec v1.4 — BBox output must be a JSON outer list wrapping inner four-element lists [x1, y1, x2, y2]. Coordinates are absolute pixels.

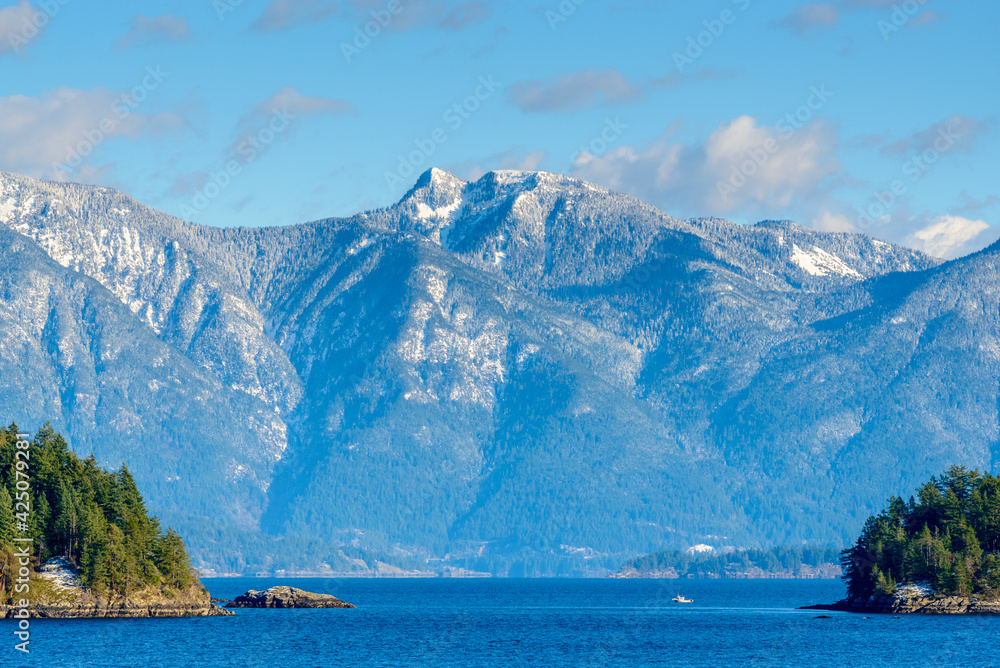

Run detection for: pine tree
[[941, 489, 964, 528], [982, 554, 1000, 592], [154, 528, 193, 588], [942, 465, 979, 502], [0, 545, 16, 600], [31, 492, 51, 559], [54, 481, 80, 559], [104, 524, 132, 597], [0, 426, 204, 598], [79, 505, 109, 590], [959, 522, 983, 570], [843, 469, 1000, 599], [875, 566, 896, 596], [0, 486, 15, 544], [950, 558, 972, 596]]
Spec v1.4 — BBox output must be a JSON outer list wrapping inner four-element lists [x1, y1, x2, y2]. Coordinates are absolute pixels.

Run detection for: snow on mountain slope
[[0, 227, 283, 528], [790, 243, 863, 279], [0, 167, 973, 571], [0, 171, 303, 414]]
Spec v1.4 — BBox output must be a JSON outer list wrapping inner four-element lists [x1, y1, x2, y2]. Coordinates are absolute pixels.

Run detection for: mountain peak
[[395, 169, 467, 238], [405, 168, 466, 197]]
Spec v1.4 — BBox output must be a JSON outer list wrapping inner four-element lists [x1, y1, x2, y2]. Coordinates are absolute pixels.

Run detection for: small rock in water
[[226, 586, 355, 609]]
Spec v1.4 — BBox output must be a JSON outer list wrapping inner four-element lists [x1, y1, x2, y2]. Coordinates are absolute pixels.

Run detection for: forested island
[[0, 424, 229, 617], [812, 466, 1000, 614], [614, 546, 842, 579]]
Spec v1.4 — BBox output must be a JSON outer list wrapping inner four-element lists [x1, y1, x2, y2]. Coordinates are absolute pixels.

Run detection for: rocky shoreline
[[802, 583, 1000, 615], [1, 585, 233, 619], [1, 558, 232, 619]]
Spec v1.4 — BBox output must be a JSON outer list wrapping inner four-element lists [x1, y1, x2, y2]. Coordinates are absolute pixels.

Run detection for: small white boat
[[672, 595, 693, 603]]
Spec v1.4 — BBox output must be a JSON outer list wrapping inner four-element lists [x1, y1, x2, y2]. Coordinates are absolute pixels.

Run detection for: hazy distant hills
[[4, 166, 993, 574]]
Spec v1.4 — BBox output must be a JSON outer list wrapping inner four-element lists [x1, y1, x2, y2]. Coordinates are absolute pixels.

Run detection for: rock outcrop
[[226, 586, 355, 609], [803, 583, 1000, 615], [0, 558, 233, 619]]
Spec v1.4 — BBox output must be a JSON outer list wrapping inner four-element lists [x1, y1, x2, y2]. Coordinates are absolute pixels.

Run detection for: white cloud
[[880, 114, 992, 156], [0, 87, 179, 181], [256, 86, 354, 118], [570, 115, 840, 218], [116, 14, 190, 49], [907, 215, 991, 259], [229, 86, 354, 142], [205, 87, 355, 172], [908, 9, 946, 27], [343, 0, 488, 31], [812, 209, 855, 233], [439, 1, 490, 30], [448, 148, 547, 182], [776, 0, 947, 35], [251, 0, 339, 33], [0, 1, 47, 56], [509, 69, 643, 113], [777, 3, 841, 34]]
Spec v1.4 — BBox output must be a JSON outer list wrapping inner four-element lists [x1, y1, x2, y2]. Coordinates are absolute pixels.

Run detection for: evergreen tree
[[54, 481, 80, 558], [31, 492, 51, 558], [0, 425, 200, 599], [842, 467, 1000, 598], [0, 487, 14, 544], [874, 564, 896, 596], [154, 529, 193, 588]]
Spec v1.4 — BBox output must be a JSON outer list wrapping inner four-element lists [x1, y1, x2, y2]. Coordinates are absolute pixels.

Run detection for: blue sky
[[0, 0, 997, 258]]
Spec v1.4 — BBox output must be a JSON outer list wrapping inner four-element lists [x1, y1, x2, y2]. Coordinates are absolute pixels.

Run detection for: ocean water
[[5, 578, 999, 667]]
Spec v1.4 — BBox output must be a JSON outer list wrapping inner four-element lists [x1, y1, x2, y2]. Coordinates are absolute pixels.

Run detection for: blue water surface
[[5, 578, 998, 667]]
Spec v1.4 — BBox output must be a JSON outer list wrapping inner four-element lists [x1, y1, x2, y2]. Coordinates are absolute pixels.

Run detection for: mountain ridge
[[0, 167, 991, 574]]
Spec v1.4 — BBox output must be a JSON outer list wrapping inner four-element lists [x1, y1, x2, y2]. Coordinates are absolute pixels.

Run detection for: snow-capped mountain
[[5, 167, 995, 572]]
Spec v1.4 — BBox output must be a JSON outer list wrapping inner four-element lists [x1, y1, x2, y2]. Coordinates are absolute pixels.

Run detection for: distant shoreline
[[199, 572, 841, 580], [611, 560, 842, 581], [199, 570, 493, 579], [611, 570, 841, 580]]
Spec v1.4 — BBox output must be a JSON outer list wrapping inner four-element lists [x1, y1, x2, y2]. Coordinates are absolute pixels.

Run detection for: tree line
[[621, 545, 842, 577], [841, 465, 1000, 599], [0, 424, 194, 600]]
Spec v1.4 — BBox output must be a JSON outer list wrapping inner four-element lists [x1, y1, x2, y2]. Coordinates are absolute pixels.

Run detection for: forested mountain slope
[[3, 167, 992, 574]]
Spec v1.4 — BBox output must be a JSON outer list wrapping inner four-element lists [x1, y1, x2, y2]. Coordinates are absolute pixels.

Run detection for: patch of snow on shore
[[894, 581, 934, 598], [39, 557, 85, 592]]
